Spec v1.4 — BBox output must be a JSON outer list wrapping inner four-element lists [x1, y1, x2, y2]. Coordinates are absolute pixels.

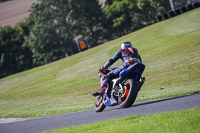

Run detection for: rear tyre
[[119, 79, 139, 108], [94, 95, 106, 112]]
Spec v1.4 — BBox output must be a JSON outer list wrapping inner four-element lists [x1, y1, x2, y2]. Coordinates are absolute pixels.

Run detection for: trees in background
[[103, 0, 170, 37], [0, 22, 32, 78], [24, 0, 76, 65], [0, 0, 170, 78], [24, 0, 105, 65], [71, 0, 106, 46]]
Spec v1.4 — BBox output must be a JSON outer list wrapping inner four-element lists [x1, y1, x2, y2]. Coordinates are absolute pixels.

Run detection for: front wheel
[[119, 79, 139, 108], [94, 95, 106, 112]]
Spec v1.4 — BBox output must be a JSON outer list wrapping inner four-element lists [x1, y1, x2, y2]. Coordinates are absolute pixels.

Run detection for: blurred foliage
[[103, 0, 170, 36], [0, 21, 33, 78], [0, 0, 170, 78], [71, 0, 105, 46], [24, 0, 76, 65]]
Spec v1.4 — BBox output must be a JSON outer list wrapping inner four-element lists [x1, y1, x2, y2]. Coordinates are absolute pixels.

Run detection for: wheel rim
[[95, 95, 103, 108], [120, 81, 130, 103]]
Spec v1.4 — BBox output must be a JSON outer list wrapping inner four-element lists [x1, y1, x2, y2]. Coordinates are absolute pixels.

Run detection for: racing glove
[[99, 67, 106, 74]]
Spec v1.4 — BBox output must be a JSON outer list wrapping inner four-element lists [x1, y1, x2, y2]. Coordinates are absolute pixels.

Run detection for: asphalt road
[[0, 93, 200, 133]]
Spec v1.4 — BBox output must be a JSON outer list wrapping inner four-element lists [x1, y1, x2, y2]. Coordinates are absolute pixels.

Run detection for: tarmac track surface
[[0, 93, 200, 133]]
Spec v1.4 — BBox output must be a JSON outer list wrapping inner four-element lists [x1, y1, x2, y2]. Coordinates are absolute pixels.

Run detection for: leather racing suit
[[101, 47, 142, 88]]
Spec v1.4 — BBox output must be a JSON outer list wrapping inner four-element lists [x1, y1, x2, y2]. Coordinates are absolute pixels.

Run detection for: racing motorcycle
[[94, 63, 145, 112]]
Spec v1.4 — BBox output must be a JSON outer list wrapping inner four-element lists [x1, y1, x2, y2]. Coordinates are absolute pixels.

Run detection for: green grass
[[0, 8, 200, 118], [46, 108, 200, 133]]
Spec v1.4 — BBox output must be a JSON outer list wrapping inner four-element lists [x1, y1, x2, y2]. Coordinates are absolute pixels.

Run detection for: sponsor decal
[[110, 98, 117, 104]]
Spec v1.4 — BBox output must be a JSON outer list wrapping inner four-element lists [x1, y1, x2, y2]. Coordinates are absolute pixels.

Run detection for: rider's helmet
[[121, 42, 132, 50], [121, 42, 134, 54]]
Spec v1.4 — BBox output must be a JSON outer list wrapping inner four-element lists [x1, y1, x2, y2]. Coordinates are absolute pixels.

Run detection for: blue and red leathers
[[101, 47, 142, 89]]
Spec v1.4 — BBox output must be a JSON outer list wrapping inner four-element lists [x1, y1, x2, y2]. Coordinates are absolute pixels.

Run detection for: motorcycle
[[94, 63, 145, 112]]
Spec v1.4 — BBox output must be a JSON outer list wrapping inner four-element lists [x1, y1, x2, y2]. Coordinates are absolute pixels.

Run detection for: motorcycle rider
[[92, 41, 143, 96]]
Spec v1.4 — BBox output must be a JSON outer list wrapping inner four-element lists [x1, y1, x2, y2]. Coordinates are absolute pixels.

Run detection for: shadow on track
[[102, 93, 199, 112], [132, 93, 199, 108]]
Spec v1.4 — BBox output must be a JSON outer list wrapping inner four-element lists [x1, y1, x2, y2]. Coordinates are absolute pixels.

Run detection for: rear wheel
[[119, 79, 139, 108], [94, 95, 106, 112]]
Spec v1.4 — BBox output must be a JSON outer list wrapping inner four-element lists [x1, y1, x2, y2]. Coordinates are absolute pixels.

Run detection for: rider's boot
[[92, 83, 108, 97]]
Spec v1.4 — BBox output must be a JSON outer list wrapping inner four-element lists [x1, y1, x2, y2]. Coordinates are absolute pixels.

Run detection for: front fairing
[[103, 92, 118, 106]]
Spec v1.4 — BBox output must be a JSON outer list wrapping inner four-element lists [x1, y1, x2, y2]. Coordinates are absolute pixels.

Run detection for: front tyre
[[119, 79, 139, 108], [94, 95, 106, 112]]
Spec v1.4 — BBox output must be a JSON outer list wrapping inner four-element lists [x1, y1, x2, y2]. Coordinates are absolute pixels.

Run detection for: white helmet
[[121, 42, 132, 50]]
